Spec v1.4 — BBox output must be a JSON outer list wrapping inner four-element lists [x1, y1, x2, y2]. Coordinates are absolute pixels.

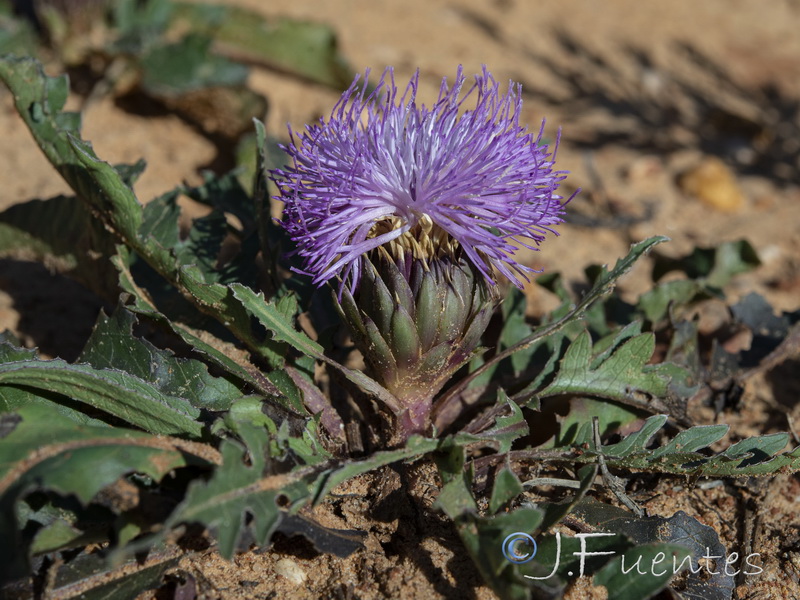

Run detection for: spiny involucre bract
[[271, 66, 571, 291]]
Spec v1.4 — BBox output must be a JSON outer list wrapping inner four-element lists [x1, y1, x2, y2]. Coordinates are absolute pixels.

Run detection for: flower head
[[271, 66, 571, 290]]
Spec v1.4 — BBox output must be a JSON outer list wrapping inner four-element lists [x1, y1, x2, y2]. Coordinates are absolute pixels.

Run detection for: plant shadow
[[0, 259, 106, 361], [522, 32, 800, 186]]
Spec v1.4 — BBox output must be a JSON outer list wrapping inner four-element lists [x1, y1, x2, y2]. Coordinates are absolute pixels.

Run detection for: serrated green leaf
[[603, 415, 668, 457], [187, 168, 255, 222], [114, 159, 148, 186], [17, 494, 107, 557], [137, 173, 258, 287], [30, 517, 86, 555], [723, 433, 789, 462], [165, 430, 442, 559], [699, 445, 800, 476], [165, 425, 291, 558], [0, 57, 153, 256], [585, 236, 671, 301], [638, 279, 710, 323], [0, 404, 190, 581], [0, 57, 158, 278], [252, 119, 317, 304], [640, 240, 762, 323], [648, 425, 728, 459], [79, 305, 243, 411], [220, 395, 332, 465], [280, 417, 334, 466], [1, 57, 254, 333], [484, 393, 529, 454], [0, 381, 109, 429], [0, 357, 202, 437], [509, 336, 566, 410], [68, 136, 144, 240], [176, 268, 291, 370], [549, 397, 645, 449], [111, 248, 274, 398], [583, 418, 800, 477], [230, 283, 400, 410], [0, 342, 112, 426], [139, 190, 182, 248], [590, 321, 643, 367], [537, 331, 673, 407]]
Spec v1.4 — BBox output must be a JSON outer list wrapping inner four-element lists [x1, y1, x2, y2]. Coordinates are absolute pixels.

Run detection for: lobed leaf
[[535, 330, 678, 411], [0, 58, 284, 395], [79, 305, 243, 411], [648, 424, 729, 459], [455, 391, 529, 454], [0, 407, 191, 504], [582, 416, 798, 477], [602, 415, 668, 457], [112, 248, 276, 398], [0, 404, 192, 582], [164, 426, 297, 558], [157, 429, 443, 560], [230, 283, 401, 410]]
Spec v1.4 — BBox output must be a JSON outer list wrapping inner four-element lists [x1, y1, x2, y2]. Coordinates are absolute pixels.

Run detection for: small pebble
[[679, 156, 745, 213], [275, 558, 307, 585]]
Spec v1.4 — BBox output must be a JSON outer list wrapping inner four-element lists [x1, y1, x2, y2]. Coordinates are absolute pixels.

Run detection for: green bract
[[338, 251, 497, 440]]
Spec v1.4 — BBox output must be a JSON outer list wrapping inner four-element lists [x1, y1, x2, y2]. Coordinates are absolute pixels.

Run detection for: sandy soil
[[2, 1, 800, 598]]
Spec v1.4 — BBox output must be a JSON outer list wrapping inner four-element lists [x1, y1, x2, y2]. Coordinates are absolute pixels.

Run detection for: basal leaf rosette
[[271, 66, 571, 440]]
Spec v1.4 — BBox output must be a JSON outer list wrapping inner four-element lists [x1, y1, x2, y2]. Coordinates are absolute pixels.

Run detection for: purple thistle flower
[[271, 66, 571, 290]]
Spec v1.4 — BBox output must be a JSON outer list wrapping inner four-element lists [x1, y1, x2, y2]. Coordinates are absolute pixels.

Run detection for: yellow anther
[[368, 213, 459, 263]]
